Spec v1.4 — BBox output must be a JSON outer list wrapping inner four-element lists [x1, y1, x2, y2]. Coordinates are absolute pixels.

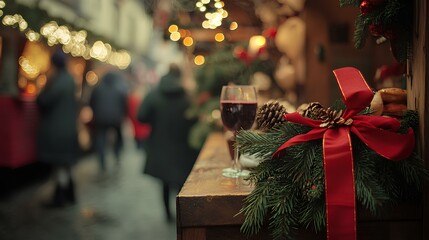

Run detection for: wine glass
[[220, 85, 257, 178]]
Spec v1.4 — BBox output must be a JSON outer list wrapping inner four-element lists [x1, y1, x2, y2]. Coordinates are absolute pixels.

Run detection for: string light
[[230, 21, 238, 30], [85, 71, 99, 86], [168, 24, 178, 33], [196, 0, 228, 29], [1, 1, 131, 69], [170, 31, 181, 41], [25, 30, 40, 42], [214, 33, 225, 42], [183, 37, 194, 47], [194, 55, 205, 65]]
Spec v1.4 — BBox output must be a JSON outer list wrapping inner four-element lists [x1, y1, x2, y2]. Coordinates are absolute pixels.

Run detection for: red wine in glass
[[220, 85, 257, 178], [220, 101, 257, 132]]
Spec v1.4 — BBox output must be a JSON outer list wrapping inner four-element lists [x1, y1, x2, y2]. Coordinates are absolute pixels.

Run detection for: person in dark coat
[[137, 64, 199, 222], [36, 49, 78, 207], [89, 70, 128, 171]]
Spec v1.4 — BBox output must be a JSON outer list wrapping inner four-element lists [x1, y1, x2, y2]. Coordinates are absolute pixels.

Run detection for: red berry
[[360, 0, 374, 14], [369, 24, 383, 36]]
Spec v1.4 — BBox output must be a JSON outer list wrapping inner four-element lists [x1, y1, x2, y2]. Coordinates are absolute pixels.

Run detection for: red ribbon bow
[[273, 67, 415, 240]]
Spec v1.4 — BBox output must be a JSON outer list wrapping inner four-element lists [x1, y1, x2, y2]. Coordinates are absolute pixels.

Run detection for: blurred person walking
[[36, 49, 78, 207], [127, 85, 151, 151], [90, 70, 128, 172], [137, 64, 199, 222]]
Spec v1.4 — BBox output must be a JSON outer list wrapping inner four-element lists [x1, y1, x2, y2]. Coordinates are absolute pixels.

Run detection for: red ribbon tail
[[323, 128, 356, 240], [272, 128, 325, 158]]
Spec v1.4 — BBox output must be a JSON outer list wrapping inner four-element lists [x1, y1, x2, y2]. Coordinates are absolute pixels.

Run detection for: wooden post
[[407, 0, 429, 239]]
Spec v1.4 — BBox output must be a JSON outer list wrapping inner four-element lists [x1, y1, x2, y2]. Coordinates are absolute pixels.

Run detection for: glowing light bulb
[[230, 21, 238, 30], [194, 55, 205, 65], [170, 32, 181, 41], [168, 24, 178, 33], [214, 33, 225, 42], [183, 37, 193, 47]]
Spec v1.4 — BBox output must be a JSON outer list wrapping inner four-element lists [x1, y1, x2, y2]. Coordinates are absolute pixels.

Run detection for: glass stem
[[233, 134, 240, 172]]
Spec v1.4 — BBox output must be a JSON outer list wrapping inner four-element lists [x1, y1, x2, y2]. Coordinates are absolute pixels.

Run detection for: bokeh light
[[194, 55, 205, 65]]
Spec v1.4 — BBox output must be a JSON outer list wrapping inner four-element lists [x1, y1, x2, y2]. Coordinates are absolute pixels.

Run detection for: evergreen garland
[[236, 108, 428, 240], [339, 0, 412, 63]]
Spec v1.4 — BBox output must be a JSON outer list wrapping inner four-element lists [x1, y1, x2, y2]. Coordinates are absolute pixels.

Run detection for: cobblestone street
[[0, 123, 177, 240]]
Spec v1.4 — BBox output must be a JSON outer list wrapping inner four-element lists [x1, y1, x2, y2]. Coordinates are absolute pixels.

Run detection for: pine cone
[[303, 103, 352, 128], [302, 102, 325, 119], [319, 108, 352, 128], [256, 100, 287, 131]]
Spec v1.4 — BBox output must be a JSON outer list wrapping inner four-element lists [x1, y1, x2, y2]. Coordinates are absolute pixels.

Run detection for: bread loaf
[[383, 103, 407, 116], [379, 88, 407, 104]]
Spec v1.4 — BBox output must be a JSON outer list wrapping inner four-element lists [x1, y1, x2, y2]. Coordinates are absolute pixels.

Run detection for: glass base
[[222, 168, 250, 178]]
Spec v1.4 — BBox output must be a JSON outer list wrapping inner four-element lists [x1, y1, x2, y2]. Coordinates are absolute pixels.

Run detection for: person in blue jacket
[[89, 70, 128, 172]]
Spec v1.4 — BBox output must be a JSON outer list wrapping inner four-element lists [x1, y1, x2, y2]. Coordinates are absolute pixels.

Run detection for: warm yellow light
[[248, 35, 266, 55], [214, 33, 225, 42], [183, 37, 193, 47], [2, 15, 17, 26], [230, 21, 238, 30], [214, 1, 224, 8], [211, 109, 220, 119], [116, 51, 131, 69], [40, 21, 58, 36], [196, 2, 203, 8], [26, 83, 37, 95], [202, 20, 210, 29], [221, 9, 228, 18], [74, 30, 87, 43], [18, 77, 27, 88], [90, 41, 109, 61], [201, 0, 210, 4], [0, 1, 5, 8], [18, 20, 28, 31], [19, 56, 40, 79], [26, 30, 40, 41], [168, 24, 178, 33], [55, 26, 71, 45], [79, 106, 93, 123], [170, 32, 181, 41], [194, 55, 205, 65], [199, 6, 206, 12], [86, 71, 98, 86]]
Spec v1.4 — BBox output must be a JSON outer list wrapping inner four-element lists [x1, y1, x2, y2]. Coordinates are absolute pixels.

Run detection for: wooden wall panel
[[407, 0, 429, 239]]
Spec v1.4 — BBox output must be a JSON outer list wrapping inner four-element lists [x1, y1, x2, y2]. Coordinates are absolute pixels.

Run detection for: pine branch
[[240, 181, 271, 236], [354, 14, 370, 49], [267, 181, 300, 239], [394, 152, 429, 189], [400, 108, 419, 132], [237, 130, 281, 159], [238, 109, 426, 238], [353, 141, 390, 213], [299, 198, 326, 233]]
